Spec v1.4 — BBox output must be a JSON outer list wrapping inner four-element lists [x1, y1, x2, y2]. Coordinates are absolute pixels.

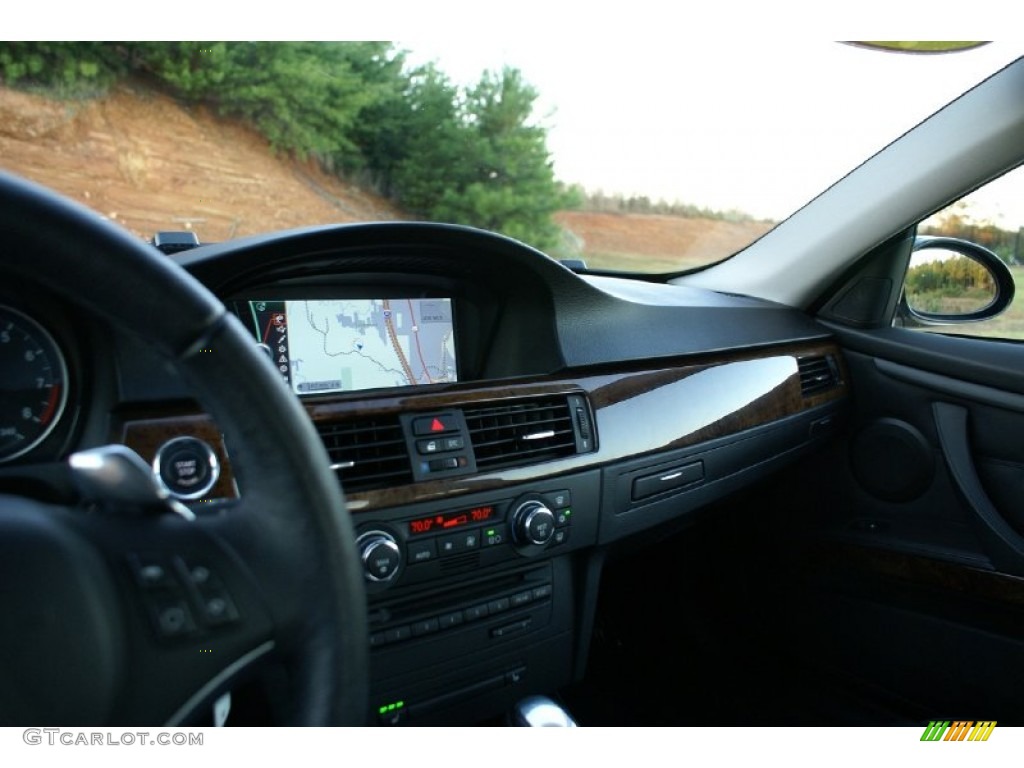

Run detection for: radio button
[[438, 611, 464, 630], [412, 618, 440, 636], [384, 625, 412, 643], [532, 584, 553, 601], [491, 618, 532, 639], [487, 597, 511, 614], [464, 603, 489, 622], [510, 591, 533, 608]]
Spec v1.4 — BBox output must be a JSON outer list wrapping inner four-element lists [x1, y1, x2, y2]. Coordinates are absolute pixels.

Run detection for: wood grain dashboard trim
[[115, 340, 846, 511]]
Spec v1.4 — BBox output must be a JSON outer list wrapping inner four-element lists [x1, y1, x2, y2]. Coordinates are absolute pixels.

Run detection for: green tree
[[134, 42, 390, 162], [0, 43, 572, 249], [0, 42, 127, 95], [384, 66, 569, 249], [381, 64, 469, 212]]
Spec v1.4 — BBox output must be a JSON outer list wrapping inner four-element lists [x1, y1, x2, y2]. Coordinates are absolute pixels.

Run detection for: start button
[[152, 436, 220, 500]]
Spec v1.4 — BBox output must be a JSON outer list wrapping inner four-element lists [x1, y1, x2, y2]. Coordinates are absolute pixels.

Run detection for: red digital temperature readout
[[409, 505, 495, 535]]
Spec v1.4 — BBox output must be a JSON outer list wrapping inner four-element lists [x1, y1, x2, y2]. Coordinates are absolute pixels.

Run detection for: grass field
[[920, 265, 1024, 341]]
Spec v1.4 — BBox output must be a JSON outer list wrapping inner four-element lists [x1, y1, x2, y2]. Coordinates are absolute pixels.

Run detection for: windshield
[[1, 41, 1020, 273]]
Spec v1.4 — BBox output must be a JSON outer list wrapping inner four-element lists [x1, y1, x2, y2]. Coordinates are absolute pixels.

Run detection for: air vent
[[797, 355, 840, 397], [464, 395, 586, 471], [316, 417, 413, 491]]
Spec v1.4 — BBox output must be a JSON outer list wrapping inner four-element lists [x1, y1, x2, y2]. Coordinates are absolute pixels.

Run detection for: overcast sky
[[401, 40, 1024, 224]]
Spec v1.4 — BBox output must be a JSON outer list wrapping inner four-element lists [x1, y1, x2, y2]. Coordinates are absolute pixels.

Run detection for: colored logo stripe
[[921, 721, 949, 741], [920, 720, 996, 741], [969, 722, 997, 741], [945, 721, 973, 741]]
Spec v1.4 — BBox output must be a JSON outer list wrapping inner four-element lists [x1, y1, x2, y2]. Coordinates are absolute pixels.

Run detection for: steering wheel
[[0, 172, 368, 725]]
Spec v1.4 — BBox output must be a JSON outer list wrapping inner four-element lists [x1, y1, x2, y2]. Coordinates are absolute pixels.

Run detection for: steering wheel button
[[201, 592, 238, 626], [207, 597, 226, 616], [128, 555, 175, 588], [148, 599, 195, 639], [160, 607, 186, 633]]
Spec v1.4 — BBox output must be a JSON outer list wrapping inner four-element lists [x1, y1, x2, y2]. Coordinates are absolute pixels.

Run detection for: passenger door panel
[[762, 326, 1024, 722]]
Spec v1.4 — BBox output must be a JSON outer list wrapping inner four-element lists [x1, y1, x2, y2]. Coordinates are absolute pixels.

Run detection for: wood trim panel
[[114, 340, 846, 511], [798, 540, 1024, 610], [115, 412, 238, 500]]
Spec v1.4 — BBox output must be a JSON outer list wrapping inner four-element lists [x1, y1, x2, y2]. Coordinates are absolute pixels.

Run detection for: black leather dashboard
[[1, 221, 849, 724]]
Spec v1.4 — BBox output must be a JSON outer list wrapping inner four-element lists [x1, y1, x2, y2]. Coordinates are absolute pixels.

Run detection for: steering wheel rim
[[0, 171, 368, 725]]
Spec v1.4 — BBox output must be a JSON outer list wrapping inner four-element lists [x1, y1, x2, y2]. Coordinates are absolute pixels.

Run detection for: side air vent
[[464, 394, 590, 471], [797, 355, 840, 398], [316, 417, 413, 491]]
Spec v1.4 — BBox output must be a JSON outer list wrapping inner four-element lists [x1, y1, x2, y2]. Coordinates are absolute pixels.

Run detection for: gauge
[[0, 305, 69, 463]]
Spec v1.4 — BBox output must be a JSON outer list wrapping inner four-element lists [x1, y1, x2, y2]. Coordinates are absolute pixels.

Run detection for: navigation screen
[[241, 299, 457, 394]]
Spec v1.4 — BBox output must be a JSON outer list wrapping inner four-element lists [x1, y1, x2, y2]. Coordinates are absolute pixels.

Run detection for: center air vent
[[797, 355, 840, 398], [316, 416, 413, 491], [464, 394, 593, 471]]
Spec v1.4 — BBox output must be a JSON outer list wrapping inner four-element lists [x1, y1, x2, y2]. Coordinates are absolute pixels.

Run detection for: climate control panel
[[354, 472, 598, 591]]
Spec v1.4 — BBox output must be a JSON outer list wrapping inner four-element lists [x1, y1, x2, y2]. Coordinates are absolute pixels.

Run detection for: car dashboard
[[0, 221, 848, 725]]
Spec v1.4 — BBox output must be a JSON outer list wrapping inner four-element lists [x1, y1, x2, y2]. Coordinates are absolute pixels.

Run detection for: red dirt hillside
[[555, 211, 774, 272], [0, 83, 402, 244], [1, 82, 772, 268]]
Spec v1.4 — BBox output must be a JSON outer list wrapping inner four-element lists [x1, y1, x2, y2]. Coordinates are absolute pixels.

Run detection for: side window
[[897, 166, 1023, 340]]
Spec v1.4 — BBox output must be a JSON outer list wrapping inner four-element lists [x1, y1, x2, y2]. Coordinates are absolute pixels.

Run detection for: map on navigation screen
[[243, 298, 457, 394]]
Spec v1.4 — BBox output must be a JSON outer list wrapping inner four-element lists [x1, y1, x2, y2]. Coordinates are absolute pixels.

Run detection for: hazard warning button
[[412, 414, 455, 436]]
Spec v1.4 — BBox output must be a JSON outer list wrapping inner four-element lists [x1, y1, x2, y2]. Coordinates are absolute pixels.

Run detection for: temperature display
[[409, 505, 496, 536]]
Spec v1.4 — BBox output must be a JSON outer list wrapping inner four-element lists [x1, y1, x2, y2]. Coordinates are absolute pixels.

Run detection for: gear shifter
[[511, 695, 577, 727]]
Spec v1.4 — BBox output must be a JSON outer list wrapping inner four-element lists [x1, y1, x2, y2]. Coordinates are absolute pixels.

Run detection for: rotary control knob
[[511, 500, 556, 547], [357, 531, 402, 583]]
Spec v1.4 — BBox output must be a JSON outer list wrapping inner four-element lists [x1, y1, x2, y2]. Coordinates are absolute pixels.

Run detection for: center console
[[354, 470, 600, 725]]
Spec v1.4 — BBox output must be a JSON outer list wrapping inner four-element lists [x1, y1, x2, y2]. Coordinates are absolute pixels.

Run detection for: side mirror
[[896, 236, 1015, 327]]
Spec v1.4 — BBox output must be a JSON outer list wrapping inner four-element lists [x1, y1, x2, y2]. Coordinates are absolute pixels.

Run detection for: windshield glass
[[0, 41, 1020, 272]]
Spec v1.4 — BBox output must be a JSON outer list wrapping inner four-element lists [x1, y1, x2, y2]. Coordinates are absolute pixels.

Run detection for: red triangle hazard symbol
[[430, 417, 446, 432]]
